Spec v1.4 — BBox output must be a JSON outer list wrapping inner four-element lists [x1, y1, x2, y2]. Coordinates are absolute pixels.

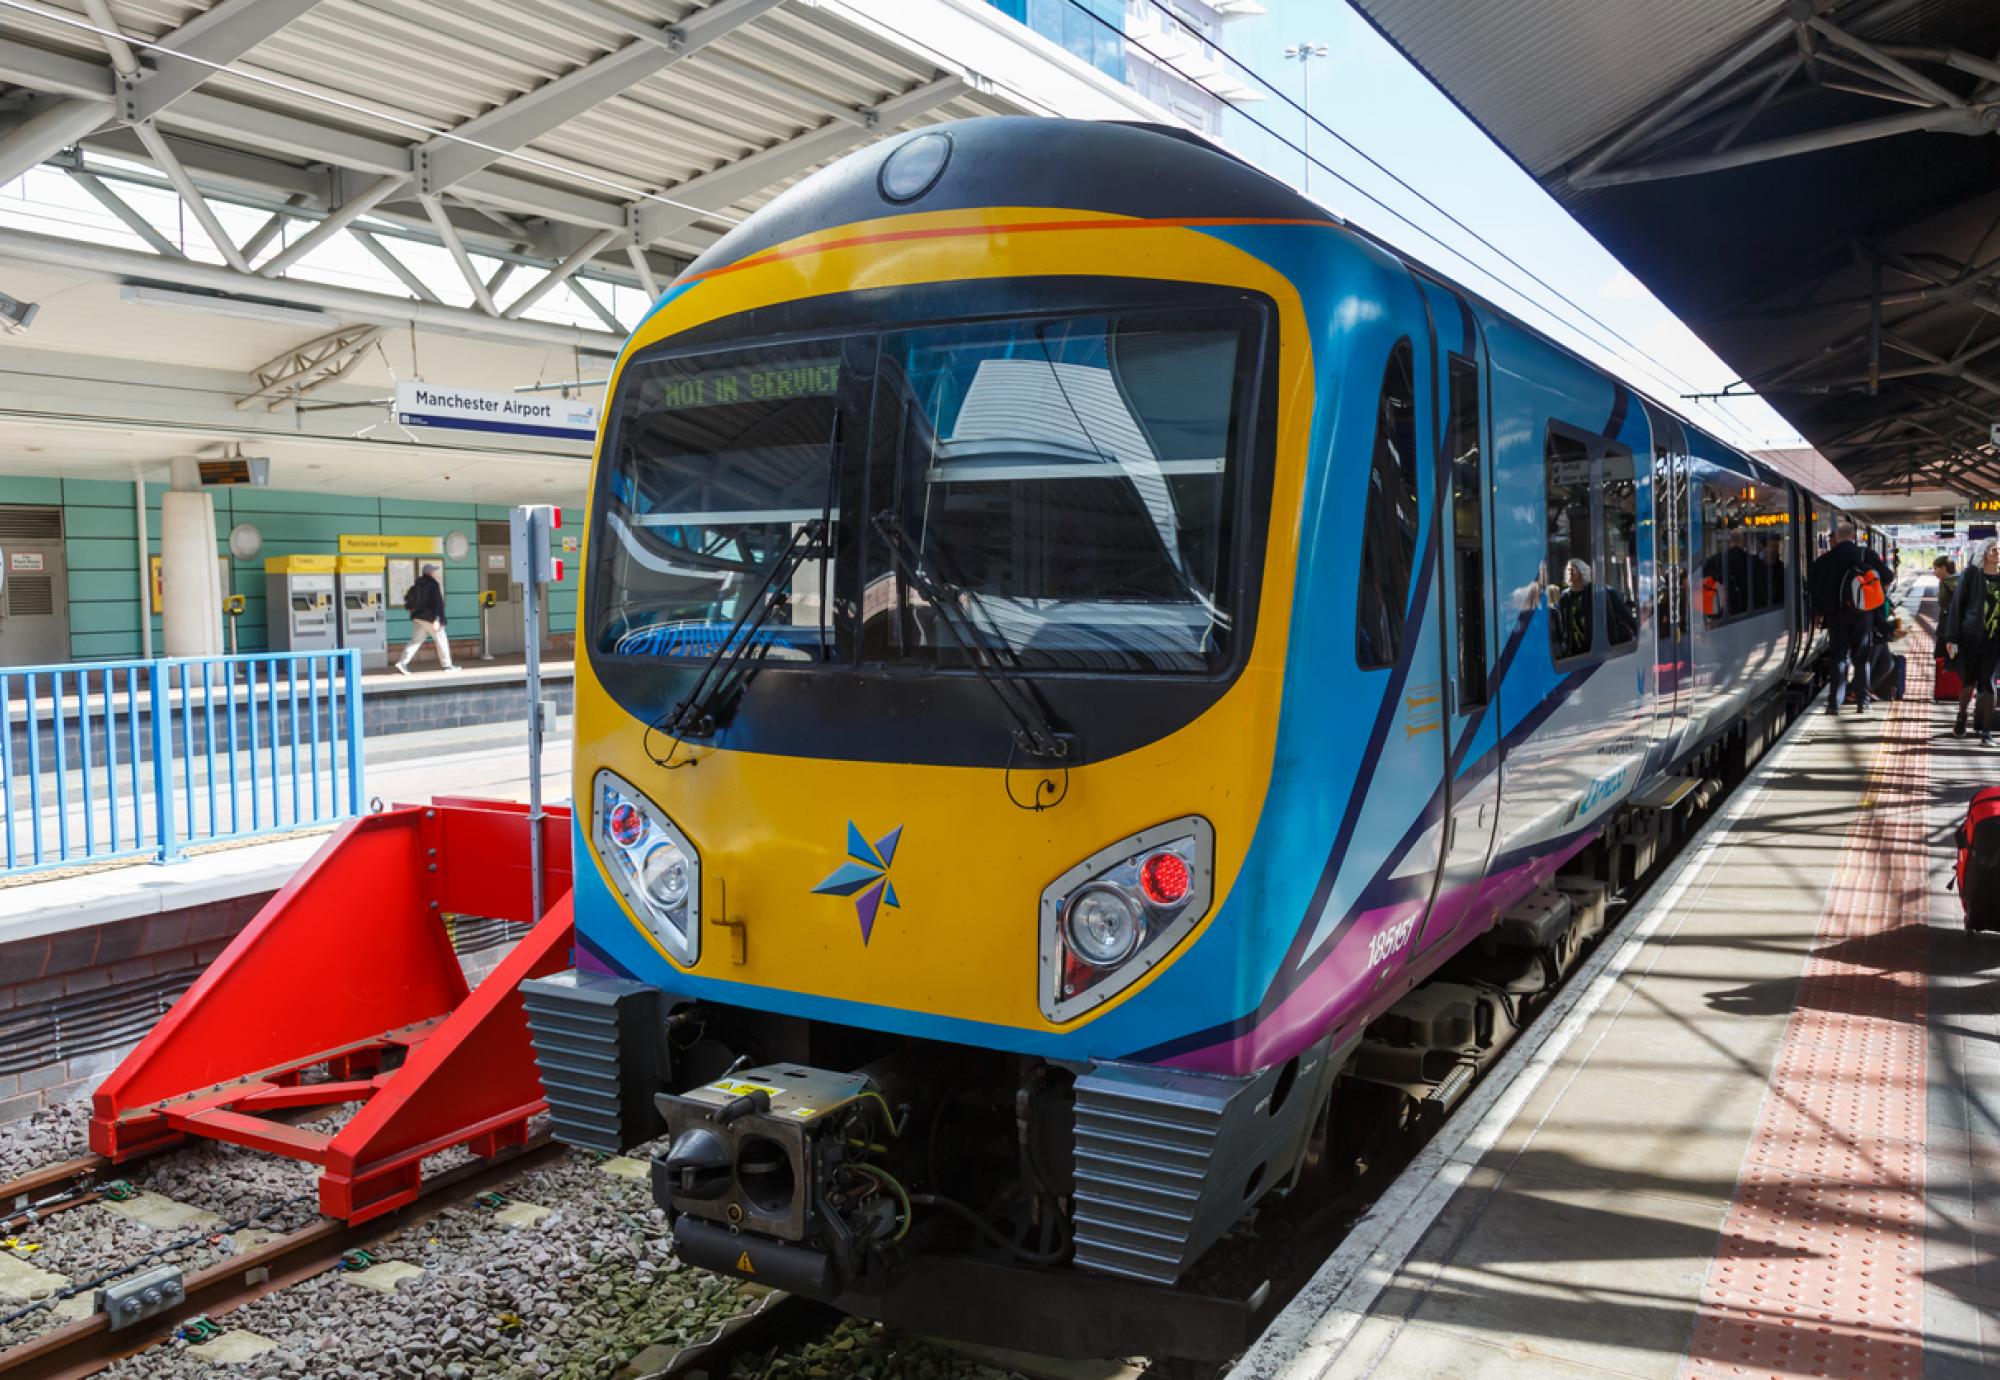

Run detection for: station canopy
[[0, 0, 1023, 357], [0, 0, 1038, 500], [1354, 0, 2000, 499]]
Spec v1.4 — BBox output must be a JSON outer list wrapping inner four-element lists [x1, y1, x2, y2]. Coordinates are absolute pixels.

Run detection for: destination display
[[643, 360, 841, 411]]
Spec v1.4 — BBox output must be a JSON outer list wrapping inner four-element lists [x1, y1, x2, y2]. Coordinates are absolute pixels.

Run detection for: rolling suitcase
[[1953, 786, 2000, 933]]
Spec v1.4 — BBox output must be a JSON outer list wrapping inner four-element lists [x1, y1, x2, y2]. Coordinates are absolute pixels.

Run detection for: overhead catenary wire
[[1080, 0, 1777, 450]]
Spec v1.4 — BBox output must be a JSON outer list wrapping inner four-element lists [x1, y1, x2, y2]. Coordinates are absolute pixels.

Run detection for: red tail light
[[1140, 851, 1190, 906]]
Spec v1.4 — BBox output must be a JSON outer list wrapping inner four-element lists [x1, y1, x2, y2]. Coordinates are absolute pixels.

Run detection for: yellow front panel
[[575, 207, 1318, 1033]]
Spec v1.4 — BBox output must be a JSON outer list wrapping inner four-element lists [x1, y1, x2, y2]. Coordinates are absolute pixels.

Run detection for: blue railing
[[0, 650, 364, 876]]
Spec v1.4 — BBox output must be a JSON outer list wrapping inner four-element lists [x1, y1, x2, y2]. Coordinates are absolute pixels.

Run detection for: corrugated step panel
[[1071, 1074, 1228, 1284], [521, 971, 663, 1154]]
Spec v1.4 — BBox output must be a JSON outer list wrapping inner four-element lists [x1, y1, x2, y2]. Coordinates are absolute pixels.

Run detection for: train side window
[[1601, 444, 1638, 650], [1446, 354, 1487, 706], [1749, 486, 1788, 611], [1355, 339, 1418, 671], [1700, 481, 1748, 623], [1545, 428, 1595, 662]]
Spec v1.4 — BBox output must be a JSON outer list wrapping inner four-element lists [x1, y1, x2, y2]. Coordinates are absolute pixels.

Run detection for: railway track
[[0, 1138, 556, 1380]]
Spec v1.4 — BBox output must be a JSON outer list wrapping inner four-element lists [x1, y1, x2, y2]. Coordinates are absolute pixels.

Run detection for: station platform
[[1237, 612, 1996, 1379]]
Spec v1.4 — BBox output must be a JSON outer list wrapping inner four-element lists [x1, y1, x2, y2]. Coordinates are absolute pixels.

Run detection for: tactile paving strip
[[1682, 629, 1932, 1380]]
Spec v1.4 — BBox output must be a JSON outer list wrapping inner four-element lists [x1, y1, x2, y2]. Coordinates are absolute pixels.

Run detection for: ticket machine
[[264, 555, 337, 653], [335, 555, 388, 669]]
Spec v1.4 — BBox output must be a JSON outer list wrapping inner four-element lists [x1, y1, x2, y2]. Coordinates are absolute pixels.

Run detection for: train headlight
[[593, 769, 700, 965], [640, 841, 693, 910], [1039, 816, 1214, 1023], [1066, 886, 1142, 967]]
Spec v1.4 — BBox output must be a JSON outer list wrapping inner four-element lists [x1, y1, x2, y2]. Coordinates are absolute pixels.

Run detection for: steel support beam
[[625, 243, 661, 300], [256, 173, 411, 276], [420, 195, 500, 316], [0, 0, 327, 188], [502, 228, 622, 319], [119, 0, 329, 124], [632, 75, 965, 246], [416, 0, 786, 195], [0, 223, 622, 354], [133, 120, 250, 271], [1572, 14, 1796, 179], [0, 40, 114, 102], [566, 277, 627, 335], [1571, 104, 1993, 188], [0, 97, 112, 187], [349, 229, 440, 304], [67, 169, 181, 257]]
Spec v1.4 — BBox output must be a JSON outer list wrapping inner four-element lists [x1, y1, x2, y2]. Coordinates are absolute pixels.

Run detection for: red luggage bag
[[1936, 657, 1963, 701]]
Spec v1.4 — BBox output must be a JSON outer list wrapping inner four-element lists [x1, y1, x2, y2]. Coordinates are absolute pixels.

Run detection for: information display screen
[[646, 360, 841, 411]]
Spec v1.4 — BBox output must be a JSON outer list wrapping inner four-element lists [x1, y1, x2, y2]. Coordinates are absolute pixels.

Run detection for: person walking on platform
[[1943, 541, 2000, 742], [395, 563, 459, 675], [1808, 519, 1892, 717]]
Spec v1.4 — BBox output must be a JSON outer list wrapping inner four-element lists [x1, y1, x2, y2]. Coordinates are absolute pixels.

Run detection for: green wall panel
[[67, 569, 141, 602], [68, 601, 141, 634], [61, 479, 137, 507], [62, 505, 137, 539], [228, 488, 380, 517], [234, 513, 360, 544], [70, 630, 143, 660], [65, 537, 139, 571], [1, 477, 61, 504]]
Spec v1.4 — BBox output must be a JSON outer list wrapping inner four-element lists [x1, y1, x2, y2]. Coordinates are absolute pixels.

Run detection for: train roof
[[675, 117, 1849, 519]]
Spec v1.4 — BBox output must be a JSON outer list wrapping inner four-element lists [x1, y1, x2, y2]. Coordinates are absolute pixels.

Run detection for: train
[[521, 117, 1886, 1358]]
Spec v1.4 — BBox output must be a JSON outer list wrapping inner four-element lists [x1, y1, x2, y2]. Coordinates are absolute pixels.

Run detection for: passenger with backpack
[[395, 563, 459, 675], [1943, 540, 2000, 742], [1807, 519, 1893, 717]]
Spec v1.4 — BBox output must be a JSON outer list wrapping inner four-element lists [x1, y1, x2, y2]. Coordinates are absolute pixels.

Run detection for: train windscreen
[[591, 307, 1259, 676]]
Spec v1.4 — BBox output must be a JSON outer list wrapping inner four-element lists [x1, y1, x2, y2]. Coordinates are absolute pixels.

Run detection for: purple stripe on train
[[1164, 834, 1594, 1075]]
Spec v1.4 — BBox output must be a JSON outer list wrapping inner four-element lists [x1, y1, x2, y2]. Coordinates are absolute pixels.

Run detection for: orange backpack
[[1844, 568, 1885, 613]]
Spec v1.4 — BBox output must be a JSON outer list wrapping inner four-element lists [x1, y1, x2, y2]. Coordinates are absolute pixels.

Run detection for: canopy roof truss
[[1357, 0, 2000, 497], [0, 0, 1021, 368]]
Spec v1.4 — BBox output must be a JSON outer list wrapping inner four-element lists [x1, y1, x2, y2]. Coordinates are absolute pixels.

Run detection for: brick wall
[[0, 899, 532, 1122], [363, 673, 573, 736], [0, 893, 269, 1118]]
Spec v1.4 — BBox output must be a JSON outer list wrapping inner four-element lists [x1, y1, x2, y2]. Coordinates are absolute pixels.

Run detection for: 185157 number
[[1367, 915, 1418, 967]]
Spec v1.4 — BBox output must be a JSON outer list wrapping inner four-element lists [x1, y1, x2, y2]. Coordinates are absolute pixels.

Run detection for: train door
[[1786, 486, 1810, 671], [1414, 286, 1497, 953], [1642, 408, 1690, 773]]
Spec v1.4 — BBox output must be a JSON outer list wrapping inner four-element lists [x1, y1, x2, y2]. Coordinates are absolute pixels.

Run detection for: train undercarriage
[[524, 692, 1806, 1362]]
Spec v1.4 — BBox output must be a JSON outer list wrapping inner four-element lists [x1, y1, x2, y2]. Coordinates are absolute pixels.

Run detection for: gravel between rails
[[0, 1100, 95, 1183], [0, 1107, 357, 1349], [98, 1147, 728, 1380]]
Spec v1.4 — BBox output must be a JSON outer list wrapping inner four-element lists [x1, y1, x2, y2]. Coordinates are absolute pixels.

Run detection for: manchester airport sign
[[394, 382, 598, 442]]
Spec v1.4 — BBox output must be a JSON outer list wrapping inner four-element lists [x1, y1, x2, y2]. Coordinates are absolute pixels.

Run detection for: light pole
[[1284, 41, 1328, 197]]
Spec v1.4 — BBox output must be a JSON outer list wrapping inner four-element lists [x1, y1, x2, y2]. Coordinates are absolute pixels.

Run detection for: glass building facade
[[985, 0, 1127, 83]]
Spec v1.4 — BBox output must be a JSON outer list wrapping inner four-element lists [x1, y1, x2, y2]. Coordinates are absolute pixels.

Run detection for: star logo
[[811, 822, 903, 945]]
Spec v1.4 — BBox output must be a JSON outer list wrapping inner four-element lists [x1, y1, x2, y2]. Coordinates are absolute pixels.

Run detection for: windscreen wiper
[[871, 510, 1072, 762], [663, 517, 828, 742]]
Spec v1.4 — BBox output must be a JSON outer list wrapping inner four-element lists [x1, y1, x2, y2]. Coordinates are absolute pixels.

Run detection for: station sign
[[339, 534, 441, 556], [393, 381, 597, 442]]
